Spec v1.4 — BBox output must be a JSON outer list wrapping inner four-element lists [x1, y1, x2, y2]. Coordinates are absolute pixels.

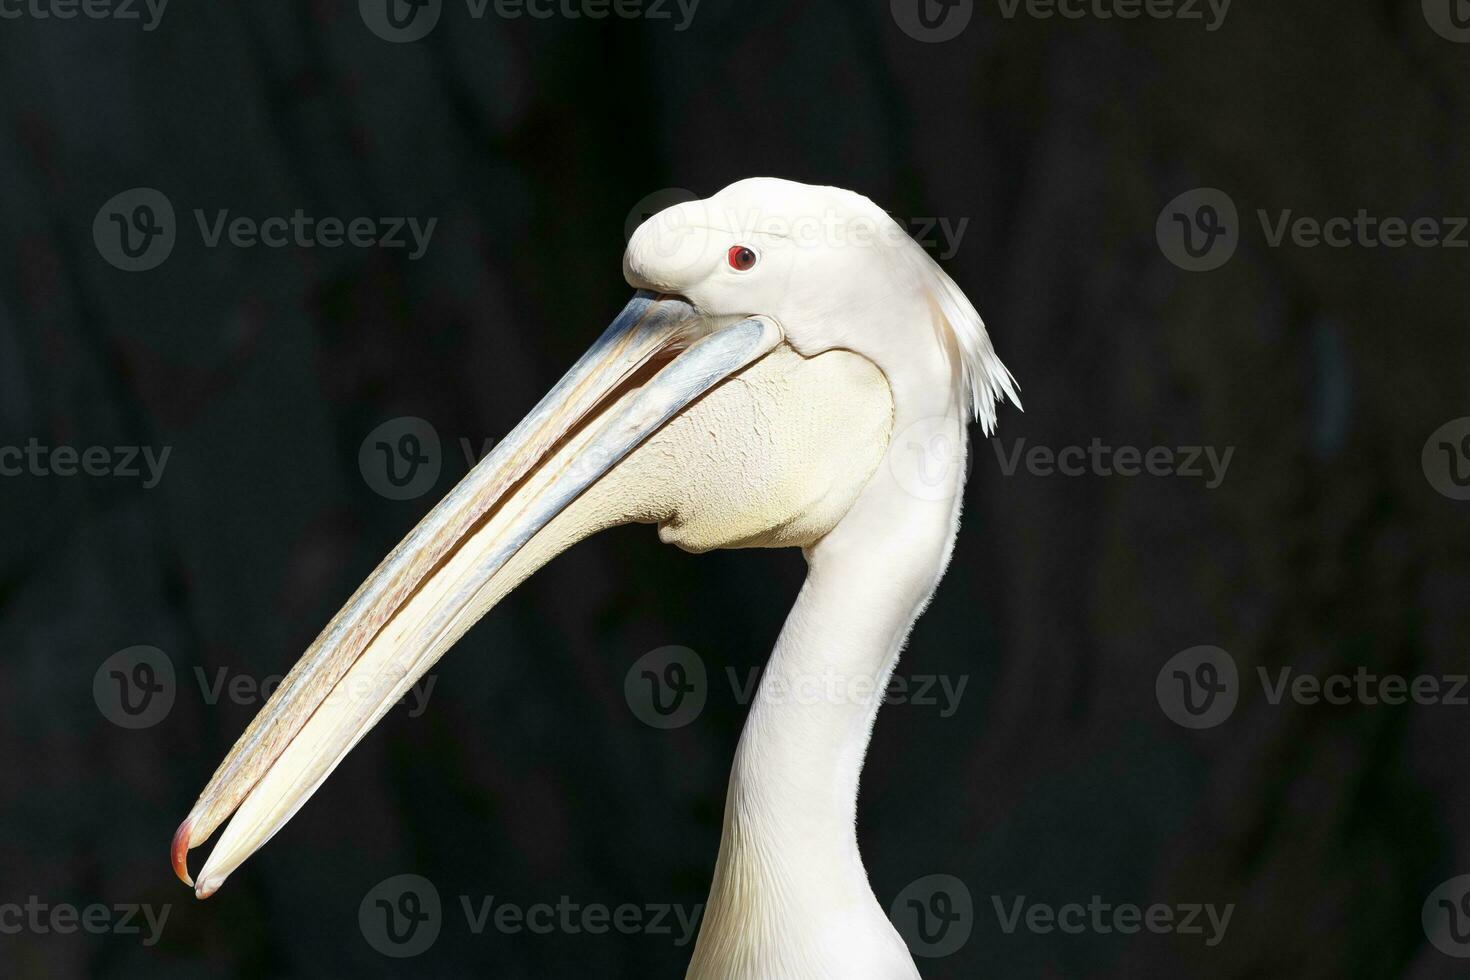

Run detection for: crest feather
[[890, 238, 1021, 434]]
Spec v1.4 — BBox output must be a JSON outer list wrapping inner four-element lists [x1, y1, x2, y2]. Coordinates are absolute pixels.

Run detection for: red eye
[[727, 245, 758, 271]]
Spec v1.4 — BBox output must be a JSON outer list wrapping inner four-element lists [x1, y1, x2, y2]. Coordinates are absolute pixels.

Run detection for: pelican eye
[[727, 245, 758, 272]]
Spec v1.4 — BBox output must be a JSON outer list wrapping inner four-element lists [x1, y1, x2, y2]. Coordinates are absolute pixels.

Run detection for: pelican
[[171, 177, 1019, 978]]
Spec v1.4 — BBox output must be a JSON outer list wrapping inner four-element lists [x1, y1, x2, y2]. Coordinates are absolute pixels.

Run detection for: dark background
[[2, 1, 1469, 977]]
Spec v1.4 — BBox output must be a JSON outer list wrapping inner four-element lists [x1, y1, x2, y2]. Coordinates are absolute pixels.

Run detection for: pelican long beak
[[173, 292, 781, 898]]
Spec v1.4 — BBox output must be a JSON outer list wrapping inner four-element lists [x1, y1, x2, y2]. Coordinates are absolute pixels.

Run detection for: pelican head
[[173, 177, 1017, 979], [625, 178, 1016, 432]]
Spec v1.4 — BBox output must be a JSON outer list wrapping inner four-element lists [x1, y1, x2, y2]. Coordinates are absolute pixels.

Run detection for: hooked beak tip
[[171, 819, 195, 888]]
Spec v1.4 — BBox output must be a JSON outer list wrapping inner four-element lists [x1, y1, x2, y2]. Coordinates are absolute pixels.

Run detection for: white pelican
[[171, 177, 1019, 978]]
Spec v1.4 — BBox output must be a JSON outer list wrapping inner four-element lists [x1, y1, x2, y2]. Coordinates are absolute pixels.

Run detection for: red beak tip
[[171, 820, 195, 888]]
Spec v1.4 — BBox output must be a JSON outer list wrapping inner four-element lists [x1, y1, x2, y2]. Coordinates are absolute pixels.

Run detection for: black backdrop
[[2, 2, 1469, 977]]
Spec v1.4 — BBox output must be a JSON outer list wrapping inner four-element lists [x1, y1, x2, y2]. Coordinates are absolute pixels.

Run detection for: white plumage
[[173, 178, 1018, 979]]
